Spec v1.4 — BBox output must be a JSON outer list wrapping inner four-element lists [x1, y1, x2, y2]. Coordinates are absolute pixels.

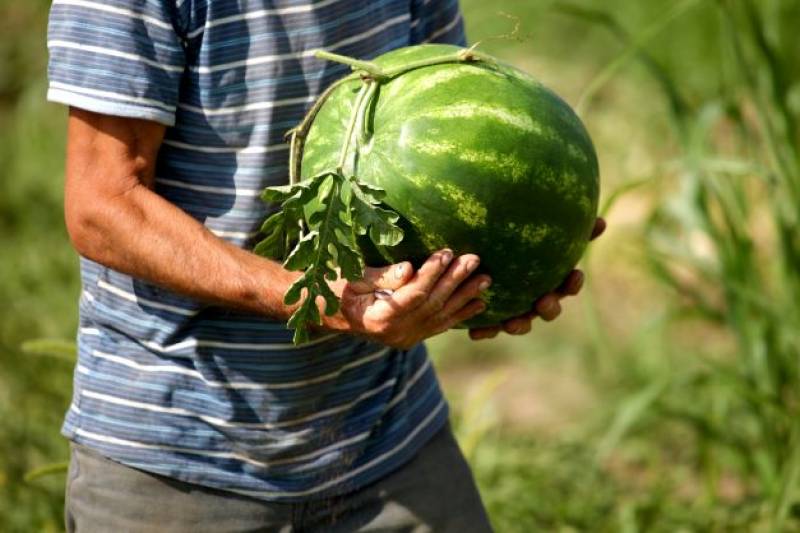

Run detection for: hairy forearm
[[67, 182, 298, 320], [63, 108, 307, 322]]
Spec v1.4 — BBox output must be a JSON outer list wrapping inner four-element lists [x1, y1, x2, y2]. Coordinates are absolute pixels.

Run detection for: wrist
[[243, 255, 363, 338], [238, 253, 301, 320], [242, 255, 355, 336]]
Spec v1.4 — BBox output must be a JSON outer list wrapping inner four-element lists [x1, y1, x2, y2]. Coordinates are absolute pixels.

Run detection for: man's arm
[[64, 108, 298, 320], [64, 109, 489, 348]]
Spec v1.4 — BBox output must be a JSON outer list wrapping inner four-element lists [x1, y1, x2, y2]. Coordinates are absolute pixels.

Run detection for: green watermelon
[[296, 44, 599, 328]]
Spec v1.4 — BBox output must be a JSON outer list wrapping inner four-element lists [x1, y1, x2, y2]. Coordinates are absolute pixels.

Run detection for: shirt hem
[[47, 87, 176, 126], [61, 404, 450, 503]]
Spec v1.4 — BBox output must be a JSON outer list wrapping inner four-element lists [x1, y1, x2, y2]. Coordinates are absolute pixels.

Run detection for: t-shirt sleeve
[[410, 0, 467, 47], [46, 0, 187, 126]]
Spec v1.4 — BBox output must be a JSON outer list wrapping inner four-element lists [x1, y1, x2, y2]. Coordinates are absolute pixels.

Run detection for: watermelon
[[292, 44, 599, 328]]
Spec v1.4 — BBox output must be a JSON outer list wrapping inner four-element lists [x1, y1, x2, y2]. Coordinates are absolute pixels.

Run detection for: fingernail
[[375, 288, 394, 300], [464, 257, 481, 272], [394, 264, 405, 280], [440, 250, 453, 265], [478, 278, 491, 291]]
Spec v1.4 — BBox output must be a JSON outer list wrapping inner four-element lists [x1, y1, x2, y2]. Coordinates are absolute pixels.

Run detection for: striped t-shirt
[[47, 0, 465, 501]]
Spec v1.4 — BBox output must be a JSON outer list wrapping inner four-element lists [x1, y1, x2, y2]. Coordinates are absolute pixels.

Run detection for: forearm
[[67, 181, 298, 320], [64, 108, 307, 322]]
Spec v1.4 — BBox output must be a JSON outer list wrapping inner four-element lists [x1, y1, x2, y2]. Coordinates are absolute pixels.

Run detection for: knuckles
[[406, 291, 428, 309], [425, 296, 446, 314]]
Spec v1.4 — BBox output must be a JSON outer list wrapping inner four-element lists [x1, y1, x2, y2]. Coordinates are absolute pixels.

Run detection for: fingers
[[437, 299, 486, 333], [467, 262, 592, 342], [425, 254, 482, 313], [591, 217, 606, 240], [502, 314, 534, 334], [490, 276, 570, 336], [468, 267, 581, 342], [349, 261, 414, 294], [390, 249, 453, 308], [557, 270, 584, 296], [442, 275, 491, 316], [534, 293, 561, 321], [469, 326, 501, 341], [413, 250, 457, 294]]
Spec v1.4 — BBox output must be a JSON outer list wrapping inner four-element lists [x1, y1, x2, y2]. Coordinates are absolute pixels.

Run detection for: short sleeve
[[410, 0, 467, 47], [47, 0, 187, 126]]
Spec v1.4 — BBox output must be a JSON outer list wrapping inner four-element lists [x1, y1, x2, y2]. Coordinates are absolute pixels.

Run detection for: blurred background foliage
[[1, 0, 799, 531]]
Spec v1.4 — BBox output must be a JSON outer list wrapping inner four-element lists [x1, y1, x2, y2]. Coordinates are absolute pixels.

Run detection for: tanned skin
[[64, 108, 604, 349]]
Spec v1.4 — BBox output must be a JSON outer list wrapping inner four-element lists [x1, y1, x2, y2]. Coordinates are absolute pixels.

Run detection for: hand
[[468, 217, 607, 341], [328, 250, 492, 350]]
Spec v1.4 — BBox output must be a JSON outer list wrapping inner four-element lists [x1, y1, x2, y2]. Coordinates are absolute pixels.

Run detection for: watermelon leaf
[[255, 168, 403, 344], [261, 183, 298, 203], [283, 231, 319, 271], [254, 211, 290, 258], [350, 178, 404, 247]]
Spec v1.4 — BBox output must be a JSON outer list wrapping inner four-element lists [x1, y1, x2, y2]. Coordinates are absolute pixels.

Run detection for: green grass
[[2, 0, 800, 531]]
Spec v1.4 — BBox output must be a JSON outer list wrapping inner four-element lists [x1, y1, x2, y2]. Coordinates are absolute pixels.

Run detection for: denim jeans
[[65, 424, 494, 532]]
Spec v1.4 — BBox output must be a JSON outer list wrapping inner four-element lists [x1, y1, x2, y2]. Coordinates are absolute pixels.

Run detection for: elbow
[[64, 195, 113, 263]]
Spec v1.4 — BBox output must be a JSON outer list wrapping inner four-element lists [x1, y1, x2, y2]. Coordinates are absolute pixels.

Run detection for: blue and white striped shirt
[[47, 0, 465, 500]]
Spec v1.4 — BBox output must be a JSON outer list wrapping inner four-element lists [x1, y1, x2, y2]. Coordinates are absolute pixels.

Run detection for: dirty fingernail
[[440, 250, 453, 265], [375, 288, 394, 300]]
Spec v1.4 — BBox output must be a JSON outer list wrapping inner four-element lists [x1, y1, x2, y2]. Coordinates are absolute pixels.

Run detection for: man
[[48, 0, 604, 531]]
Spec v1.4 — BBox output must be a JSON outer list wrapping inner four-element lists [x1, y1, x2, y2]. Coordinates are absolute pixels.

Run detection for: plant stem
[[287, 74, 359, 184], [337, 81, 373, 173], [305, 46, 494, 179], [288, 130, 299, 185], [316, 49, 494, 83], [357, 81, 379, 146], [315, 50, 387, 79], [380, 50, 494, 78]]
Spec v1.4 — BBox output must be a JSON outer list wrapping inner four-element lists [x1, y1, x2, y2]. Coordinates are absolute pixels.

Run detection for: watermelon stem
[[337, 81, 373, 173], [357, 81, 379, 146], [297, 46, 496, 183], [315, 50, 388, 81], [286, 74, 359, 185], [315, 48, 495, 85]]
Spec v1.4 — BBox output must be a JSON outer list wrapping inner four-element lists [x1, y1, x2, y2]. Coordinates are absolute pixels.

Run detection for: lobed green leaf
[[284, 231, 319, 272], [258, 157, 404, 343], [261, 183, 300, 203], [284, 272, 309, 306], [254, 211, 289, 259]]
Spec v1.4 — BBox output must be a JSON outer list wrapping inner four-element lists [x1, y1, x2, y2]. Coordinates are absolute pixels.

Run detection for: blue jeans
[[65, 424, 493, 532]]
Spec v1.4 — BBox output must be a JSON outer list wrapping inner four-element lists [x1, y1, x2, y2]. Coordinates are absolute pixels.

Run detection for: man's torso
[[47, 0, 464, 500]]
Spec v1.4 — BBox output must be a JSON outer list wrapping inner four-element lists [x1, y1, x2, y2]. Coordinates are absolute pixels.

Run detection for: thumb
[[348, 261, 414, 294]]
